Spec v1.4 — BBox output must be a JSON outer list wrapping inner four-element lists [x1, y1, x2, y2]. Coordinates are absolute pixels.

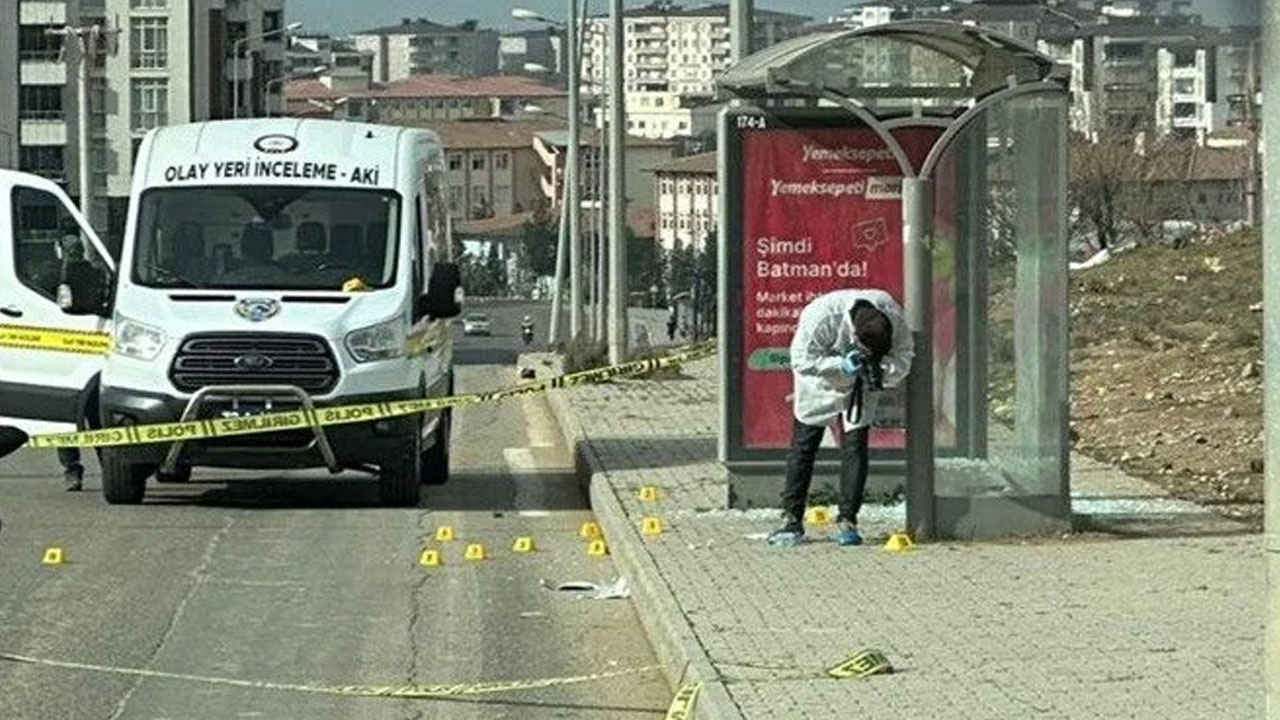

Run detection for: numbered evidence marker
[[883, 532, 915, 552], [41, 547, 65, 565], [805, 507, 833, 526], [587, 539, 608, 556], [418, 549, 442, 567], [511, 536, 535, 553], [578, 521, 602, 539], [826, 649, 894, 679], [434, 525, 455, 542], [464, 543, 487, 561], [641, 516, 663, 536], [638, 486, 659, 502]]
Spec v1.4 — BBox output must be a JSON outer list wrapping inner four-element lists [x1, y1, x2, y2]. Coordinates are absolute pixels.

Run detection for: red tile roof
[[284, 74, 565, 101], [648, 151, 716, 175], [422, 119, 564, 149]]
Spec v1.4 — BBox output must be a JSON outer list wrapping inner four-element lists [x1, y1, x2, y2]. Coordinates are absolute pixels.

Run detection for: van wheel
[[101, 450, 150, 505], [421, 408, 450, 486], [379, 423, 422, 507]]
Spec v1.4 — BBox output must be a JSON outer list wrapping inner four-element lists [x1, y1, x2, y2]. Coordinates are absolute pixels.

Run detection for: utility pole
[[1261, 4, 1280, 718], [48, 23, 116, 225], [730, 0, 753, 63], [595, 112, 607, 340], [567, 0, 583, 339], [607, 0, 627, 364], [1243, 38, 1260, 227]]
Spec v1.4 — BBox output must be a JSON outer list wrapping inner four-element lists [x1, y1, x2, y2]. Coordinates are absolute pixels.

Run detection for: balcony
[[633, 29, 667, 40], [20, 118, 68, 146]]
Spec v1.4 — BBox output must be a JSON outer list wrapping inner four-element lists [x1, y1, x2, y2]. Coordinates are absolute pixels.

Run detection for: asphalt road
[[0, 300, 671, 719]]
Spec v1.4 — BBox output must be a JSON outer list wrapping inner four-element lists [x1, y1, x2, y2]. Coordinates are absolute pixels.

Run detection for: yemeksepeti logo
[[253, 134, 298, 154]]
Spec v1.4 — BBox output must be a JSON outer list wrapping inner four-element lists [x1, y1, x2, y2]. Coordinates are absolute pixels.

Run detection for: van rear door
[[0, 171, 115, 439]]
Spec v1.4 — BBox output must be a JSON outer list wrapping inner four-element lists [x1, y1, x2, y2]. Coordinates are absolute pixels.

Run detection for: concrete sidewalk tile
[[536, 354, 1262, 719]]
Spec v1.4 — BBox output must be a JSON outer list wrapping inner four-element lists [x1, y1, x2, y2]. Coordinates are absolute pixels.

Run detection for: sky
[[289, 0, 1259, 36]]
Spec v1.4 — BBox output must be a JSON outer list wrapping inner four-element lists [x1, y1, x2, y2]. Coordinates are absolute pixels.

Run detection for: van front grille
[[169, 333, 339, 394]]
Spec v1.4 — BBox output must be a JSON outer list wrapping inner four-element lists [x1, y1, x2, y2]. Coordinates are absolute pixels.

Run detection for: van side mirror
[[57, 259, 111, 316], [416, 261, 462, 320]]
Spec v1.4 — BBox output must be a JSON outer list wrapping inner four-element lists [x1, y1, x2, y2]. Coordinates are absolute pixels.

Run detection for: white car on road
[[461, 313, 491, 336]]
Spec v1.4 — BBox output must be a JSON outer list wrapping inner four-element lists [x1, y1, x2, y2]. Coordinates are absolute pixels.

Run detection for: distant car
[[462, 313, 491, 336]]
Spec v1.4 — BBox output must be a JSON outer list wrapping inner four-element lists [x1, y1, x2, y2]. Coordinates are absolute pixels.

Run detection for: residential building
[[353, 18, 498, 82], [429, 119, 559, 220], [287, 35, 374, 94], [285, 73, 567, 122], [532, 128, 675, 210], [828, 0, 953, 28], [498, 28, 564, 78], [649, 152, 716, 252], [581, 3, 809, 139], [13, 0, 288, 241]]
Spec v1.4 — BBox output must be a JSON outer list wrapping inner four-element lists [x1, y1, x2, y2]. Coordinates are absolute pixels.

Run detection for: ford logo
[[234, 298, 281, 322], [233, 353, 274, 370], [253, 134, 298, 154]]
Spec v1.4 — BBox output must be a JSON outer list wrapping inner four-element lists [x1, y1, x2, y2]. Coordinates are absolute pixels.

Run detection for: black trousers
[[58, 447, 82, 471], [781, 419, 869, 525]]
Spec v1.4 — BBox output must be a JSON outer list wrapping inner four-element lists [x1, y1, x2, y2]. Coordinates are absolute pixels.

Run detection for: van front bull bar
[[160, 384, 341, 475]]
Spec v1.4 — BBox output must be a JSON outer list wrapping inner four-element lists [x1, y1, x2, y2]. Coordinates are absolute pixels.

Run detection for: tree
[[666, 241, 697, 301], [626, 227, 664, 297], [1069, 133, 1130, 251], [518, 199, 558, 279]]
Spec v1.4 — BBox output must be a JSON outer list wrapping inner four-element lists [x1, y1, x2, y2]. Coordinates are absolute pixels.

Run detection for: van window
[[131, 185, 400, 290], [11, 186, 109, 300]]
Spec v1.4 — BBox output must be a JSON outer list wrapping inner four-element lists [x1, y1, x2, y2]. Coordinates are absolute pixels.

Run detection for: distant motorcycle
[[522, 326, 534, 345]]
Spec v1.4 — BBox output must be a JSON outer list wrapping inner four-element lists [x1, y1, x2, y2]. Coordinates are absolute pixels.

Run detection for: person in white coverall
[[768, 289, 913, 547]]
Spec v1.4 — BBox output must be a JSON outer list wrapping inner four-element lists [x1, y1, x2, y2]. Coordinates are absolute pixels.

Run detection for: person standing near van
[[767, 289, 913, 547], [59, 448, 83, 491]]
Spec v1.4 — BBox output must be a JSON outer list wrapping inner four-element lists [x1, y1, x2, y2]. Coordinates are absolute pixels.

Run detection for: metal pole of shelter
[[606, 0, 626, 364], [567, 0, 583, 339], [596, 115, 607, 340], [1261, 3, 1280, 716], [902, 176, 935, 540], [76, 28, 94, 221]]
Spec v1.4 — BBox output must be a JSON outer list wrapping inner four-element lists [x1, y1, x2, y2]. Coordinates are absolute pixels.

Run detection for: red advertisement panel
[[739, 126, 942, 450]]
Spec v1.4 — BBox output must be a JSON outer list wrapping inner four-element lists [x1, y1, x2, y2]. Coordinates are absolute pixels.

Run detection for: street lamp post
[[233, 20, 302, 119], [264, 65, 327, 116], [607, 0, 626, 364]]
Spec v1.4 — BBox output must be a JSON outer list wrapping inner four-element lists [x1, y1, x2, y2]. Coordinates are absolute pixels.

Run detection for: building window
[[130, 0, 166, 8], [131, 17, 168, 69], [448, 185, 463, 214], [448, 153, 462, 171], [494, 152, 510, 170], [91, 138, 110, 189], [18, 25, 63, 61], [18, 85, 64, 120], [472, 155, 486, 171], [262, 10, 284, 35], [131, 78, 168, 131], [18, 146, 65, 181], [1174, 77, 1196, 96]]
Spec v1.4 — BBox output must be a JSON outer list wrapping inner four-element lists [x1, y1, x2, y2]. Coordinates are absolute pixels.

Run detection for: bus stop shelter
[[715, 21, 1072, 540]]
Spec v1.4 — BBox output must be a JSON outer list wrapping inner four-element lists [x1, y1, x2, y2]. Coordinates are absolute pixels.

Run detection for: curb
[[541, 383, 742, 720]]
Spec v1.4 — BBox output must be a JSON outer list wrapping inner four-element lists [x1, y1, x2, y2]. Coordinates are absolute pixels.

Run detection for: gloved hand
[[841, 351, 863, 377]]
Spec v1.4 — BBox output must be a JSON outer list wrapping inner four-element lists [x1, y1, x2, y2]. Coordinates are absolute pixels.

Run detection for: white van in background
[[0, 119, 463, 506]]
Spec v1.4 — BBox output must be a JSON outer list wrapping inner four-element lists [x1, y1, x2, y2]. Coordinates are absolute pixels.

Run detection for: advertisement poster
[[738, 125, 944, 451]]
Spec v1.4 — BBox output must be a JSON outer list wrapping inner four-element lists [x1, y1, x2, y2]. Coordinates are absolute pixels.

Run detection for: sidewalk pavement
[[538, 353, 1262, 720]]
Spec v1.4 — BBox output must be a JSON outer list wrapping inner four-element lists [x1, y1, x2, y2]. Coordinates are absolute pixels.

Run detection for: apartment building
[[498, 28, 563, 78], [581, 3, 809, 139], [287, 35, 374, 94], [12, 0, 288, 240], [650, 151, 716, 252], [431, 119, 557, 220], [532, 128, 674, 210], [353, 18, 498, 83]]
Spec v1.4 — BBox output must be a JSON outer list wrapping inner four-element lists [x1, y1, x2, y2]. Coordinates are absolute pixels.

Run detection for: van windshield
[[131, 186, 400, 290]]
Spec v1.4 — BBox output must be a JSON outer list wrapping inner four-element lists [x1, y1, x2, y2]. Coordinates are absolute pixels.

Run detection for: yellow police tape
[[825, 648, 893, 679], [0, 650, 657, 699], [664, 682, 702, 719], [0, 324, 113, 356], [21, 340, 717, 450]]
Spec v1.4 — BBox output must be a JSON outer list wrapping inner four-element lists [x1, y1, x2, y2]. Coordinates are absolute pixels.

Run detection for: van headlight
[[345, 318, 404, 363], [113, 315, 167, 361]]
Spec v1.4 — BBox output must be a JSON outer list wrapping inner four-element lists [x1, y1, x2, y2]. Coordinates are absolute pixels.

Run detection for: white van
[[0, 119, 462, 506]]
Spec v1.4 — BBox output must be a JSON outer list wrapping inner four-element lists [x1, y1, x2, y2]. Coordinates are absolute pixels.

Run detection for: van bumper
[[98, 385, 439, 470]]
